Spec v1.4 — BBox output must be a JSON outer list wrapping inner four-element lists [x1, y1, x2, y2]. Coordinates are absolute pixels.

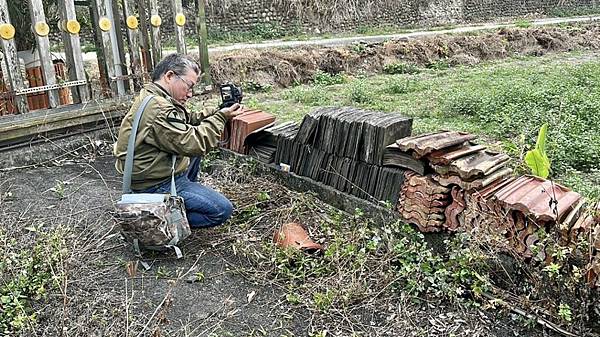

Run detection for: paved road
[[67, 15, 600, 62]]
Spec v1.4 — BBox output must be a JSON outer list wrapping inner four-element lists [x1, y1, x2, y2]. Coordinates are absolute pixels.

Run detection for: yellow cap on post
[[34, 22, 50, 37], [66, 20, 81, 34], [150, 15, 162, 27], [175, 13, 186, 26], [126, 15, 139, 30], [0, 23, 15, 40], [99, 17, 112, 32]]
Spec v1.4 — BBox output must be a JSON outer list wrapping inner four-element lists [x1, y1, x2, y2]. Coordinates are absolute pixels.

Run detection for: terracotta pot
[[273, 222, 323, 254]]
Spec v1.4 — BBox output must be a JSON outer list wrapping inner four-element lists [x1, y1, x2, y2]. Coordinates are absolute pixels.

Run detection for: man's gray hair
[[151, 53, 200, 81]]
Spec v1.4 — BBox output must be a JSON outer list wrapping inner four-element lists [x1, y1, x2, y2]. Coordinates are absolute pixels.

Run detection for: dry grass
[[208, 23, 600, 88]]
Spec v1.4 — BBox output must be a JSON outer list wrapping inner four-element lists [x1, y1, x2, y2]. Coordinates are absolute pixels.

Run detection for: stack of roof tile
[[583, 202, 600, 288], [246, 121, 299, 163], [271, 107, 412, 204], [222, 108, 276, 154], [295, 107, 413, 165], [397, 171, 451, 232], [460, 176, 583, 259], [389, 130, 589, 262], [395, 131, 513, 192], [391, 131, 515, 233]]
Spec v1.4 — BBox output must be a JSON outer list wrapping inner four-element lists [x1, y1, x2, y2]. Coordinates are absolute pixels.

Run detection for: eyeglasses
[[175, 74, 196, 92]]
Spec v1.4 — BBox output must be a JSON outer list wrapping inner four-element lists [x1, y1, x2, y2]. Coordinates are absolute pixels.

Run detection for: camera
[[219, 83, 243, 109]]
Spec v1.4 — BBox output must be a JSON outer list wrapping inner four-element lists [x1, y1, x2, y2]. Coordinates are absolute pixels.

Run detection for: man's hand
[[219, 103, 244, 120]]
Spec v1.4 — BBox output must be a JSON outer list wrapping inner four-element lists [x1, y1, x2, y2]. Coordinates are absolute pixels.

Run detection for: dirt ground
[[0, 133, 577, 337]]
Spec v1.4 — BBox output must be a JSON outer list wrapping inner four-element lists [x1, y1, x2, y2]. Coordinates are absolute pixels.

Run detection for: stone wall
[[154, 0, 598, 40]]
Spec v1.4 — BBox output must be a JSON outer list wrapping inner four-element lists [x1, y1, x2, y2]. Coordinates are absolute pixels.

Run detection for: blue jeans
[[140, 157, 233, 228]]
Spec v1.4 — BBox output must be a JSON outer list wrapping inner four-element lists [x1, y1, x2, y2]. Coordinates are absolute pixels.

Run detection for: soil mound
[[208, 24, 600, 87]]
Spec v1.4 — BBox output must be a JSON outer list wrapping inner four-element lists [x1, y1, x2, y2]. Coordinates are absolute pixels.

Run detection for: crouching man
[[114, 53, 243, 227]]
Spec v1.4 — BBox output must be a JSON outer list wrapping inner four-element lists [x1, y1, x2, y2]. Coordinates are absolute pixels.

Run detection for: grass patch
[[514, 19, 533, 28], [312, 71, 346, 86], [383, 63, 421, 75], [232, 52, 600, 199]]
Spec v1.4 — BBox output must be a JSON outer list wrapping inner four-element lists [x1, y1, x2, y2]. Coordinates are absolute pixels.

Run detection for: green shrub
[[383, 63, 421, 75], [347, 80, 374, 104], [243, 80, 272, 93], [283, 85, 331, 106], [313, 71, 346, 86], [427, 59, 450, 70], [250, 23, 286, 40], [0, 227, 66, 334], [385, 77, 419, 95]]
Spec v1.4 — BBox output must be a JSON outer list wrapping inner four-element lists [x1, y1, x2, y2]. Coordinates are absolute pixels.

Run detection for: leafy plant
[[243, 80, 272, 93], [257, 191, 271, 202], [383, 63, 421, 75], [385, 77, 419, 95], [0, 227, 66, 334], [313, 71, 346, 86], [558, 303, 573, 322], [347, 80, 373, 104], [312, 289, 335, 311], [155, 266, 172, 279], [194, 271, 205, 282], [427, 59, 450, 70], [525, 123, 551, 179], [49, 180, 67, 199]]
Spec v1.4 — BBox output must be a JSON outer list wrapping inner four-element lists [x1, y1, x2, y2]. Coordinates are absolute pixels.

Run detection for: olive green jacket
[[114, 83, 227, 191]]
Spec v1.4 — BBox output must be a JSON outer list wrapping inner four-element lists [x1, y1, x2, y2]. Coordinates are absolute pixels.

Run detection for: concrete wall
[[156, 0, 598, 39]]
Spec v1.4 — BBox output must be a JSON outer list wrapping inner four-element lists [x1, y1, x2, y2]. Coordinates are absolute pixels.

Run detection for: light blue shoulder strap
[[122, 95, 178, 196]]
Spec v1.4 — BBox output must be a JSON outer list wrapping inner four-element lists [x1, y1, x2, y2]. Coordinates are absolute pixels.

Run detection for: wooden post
[[0, 0, 28, 113], [28, 0, 59, 108], [123, 0, 143, 90], [91, 0, 115, 96], [57, 0, 91, 103], [196, 0, 211, 85], [171, 0, 186, 54], [104, 0, 126, 95], [149, 0, 162, 64], [93, 0, 125, 96], [89, 1, 110, 97], [111, 0, 131, 94], [137, 0, 153, 72]]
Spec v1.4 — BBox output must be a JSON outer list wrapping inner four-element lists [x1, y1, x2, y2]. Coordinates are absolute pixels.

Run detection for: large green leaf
[[525, 148, 550, 179], [536, 123, 548, 157]]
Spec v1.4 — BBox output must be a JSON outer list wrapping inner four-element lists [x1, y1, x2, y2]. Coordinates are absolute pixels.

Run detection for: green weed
[[313, 71, 346, 86], [383, 63, 421, 75], [283, 86, 331, 106], [385, 77, 419, 95], [0, 227, 66, 334], [346, 80, 374, 104]]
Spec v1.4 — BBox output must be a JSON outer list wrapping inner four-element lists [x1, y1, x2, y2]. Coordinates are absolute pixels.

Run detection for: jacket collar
[[145, 82, 186, 110]]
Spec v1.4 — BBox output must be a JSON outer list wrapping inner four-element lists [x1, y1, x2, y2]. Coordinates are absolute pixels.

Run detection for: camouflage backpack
[[115, 95, 191, 258]]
